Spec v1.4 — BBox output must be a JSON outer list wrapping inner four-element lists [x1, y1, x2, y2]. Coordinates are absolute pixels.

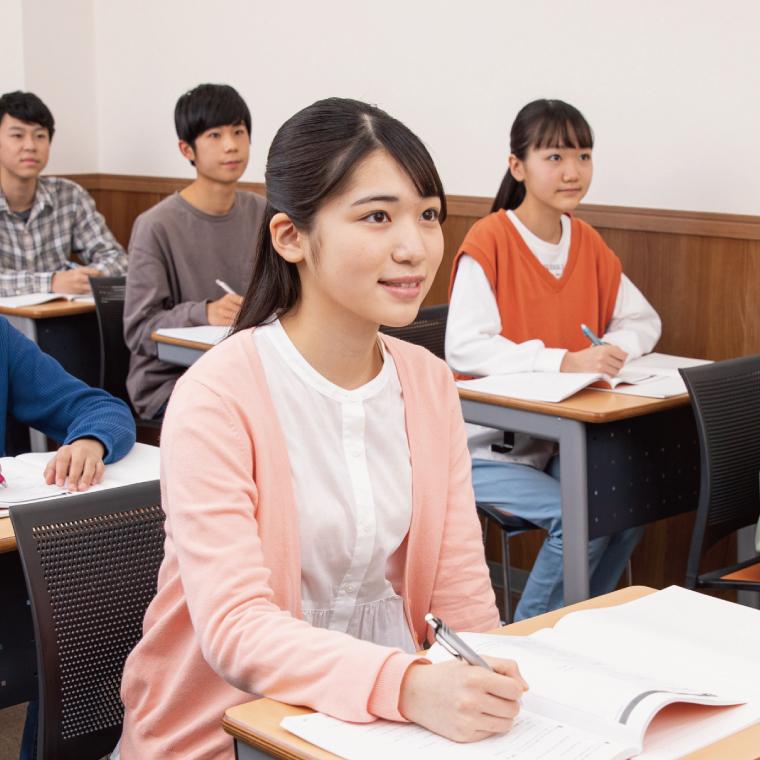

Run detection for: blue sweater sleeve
[[4, 320, 136, 463]]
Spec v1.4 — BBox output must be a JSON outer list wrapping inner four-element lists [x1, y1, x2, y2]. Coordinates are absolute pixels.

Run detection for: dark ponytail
[[491, 99, 594, 213], [233, 97, 446, 331]]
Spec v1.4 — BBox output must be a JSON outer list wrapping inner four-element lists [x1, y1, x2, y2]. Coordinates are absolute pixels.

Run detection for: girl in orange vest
[[446, 99, 661, 621]]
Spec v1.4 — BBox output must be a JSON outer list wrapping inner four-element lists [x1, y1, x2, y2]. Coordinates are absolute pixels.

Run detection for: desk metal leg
[[557, 418, 589, 604], [234, 739, 277, 759]]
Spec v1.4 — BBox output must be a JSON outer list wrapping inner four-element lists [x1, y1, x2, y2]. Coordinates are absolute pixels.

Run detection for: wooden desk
[[152, 331, 210, 367], [2, 300, 100, 452], [0, 515, 16, 553], [460, 387, 698, 604], [223, 586, 760, 759]]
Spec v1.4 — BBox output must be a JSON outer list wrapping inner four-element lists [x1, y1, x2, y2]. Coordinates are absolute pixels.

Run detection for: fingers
[[226, 293, 244, 307], [486, 656, 530, 692], [43, 441, 106, 491]]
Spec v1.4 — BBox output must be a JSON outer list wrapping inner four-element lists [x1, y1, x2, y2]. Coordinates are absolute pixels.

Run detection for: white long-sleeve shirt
[[447, 210, 662, 467]]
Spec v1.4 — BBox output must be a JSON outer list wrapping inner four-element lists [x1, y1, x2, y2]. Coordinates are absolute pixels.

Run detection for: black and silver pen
[[425, 613, 492, 671]]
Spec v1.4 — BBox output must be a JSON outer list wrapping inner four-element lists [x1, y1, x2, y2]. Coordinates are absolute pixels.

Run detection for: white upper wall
[[10, 0, 760, 213], [0, 0, 26, 92]]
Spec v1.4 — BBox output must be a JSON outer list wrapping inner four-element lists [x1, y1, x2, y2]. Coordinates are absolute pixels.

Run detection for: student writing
[[0, 91, 127, 297], [446, 99, 661, 621], [116, 98, 527, 760], [123, 83, 266, 420]]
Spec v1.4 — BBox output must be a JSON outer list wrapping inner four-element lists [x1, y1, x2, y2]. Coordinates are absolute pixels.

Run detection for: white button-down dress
[[253, 321, 417, 653]]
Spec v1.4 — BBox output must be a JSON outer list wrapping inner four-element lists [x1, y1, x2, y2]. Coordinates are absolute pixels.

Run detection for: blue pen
[[64, 261, 80, 270], [580, 323, 605, 346]]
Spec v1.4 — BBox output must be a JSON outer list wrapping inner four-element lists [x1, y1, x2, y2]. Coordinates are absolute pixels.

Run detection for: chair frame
[[11, 481, 164, 760], [681, 355, 760, 592]]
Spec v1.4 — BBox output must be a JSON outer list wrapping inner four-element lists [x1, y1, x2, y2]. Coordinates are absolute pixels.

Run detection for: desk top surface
[[0, 300, 96, 319], [223, 586, 760, 760], [0, 516, 16, 553], [149, 332, 691, 423]]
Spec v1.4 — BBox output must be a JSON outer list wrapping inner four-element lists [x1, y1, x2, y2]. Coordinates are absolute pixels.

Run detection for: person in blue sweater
[[0, 315, 136, 760], [0, 315, 135, 486]]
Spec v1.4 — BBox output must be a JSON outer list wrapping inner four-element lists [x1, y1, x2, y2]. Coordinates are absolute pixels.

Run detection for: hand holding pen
[[207, 279, 243, 326], [396, 614, 528, 743], [559, 323, 628, 376]]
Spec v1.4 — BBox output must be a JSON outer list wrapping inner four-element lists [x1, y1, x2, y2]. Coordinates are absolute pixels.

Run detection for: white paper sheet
[[155, 325, 230, 346], [457, 372, 600, 403], [0, 292, 93, 308]]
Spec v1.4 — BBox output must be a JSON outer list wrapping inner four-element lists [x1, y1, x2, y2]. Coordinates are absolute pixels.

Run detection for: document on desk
[[282, 587, 760, 760], [0, 442, 160, 516], [155, 325, 231, 346], [0, 292, 94, 307]]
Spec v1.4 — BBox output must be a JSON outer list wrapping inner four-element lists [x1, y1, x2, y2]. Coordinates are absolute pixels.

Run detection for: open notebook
[[282, 586, 760, 760], [0, 292, 95, 308], [457, 353, 712, 403], [155, 325, 231, 346], [0, 442, 160, 517]]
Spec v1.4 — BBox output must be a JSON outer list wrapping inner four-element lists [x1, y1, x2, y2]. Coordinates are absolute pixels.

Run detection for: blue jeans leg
[[19, 699, 37, 760], [472, 457, 642, 621]]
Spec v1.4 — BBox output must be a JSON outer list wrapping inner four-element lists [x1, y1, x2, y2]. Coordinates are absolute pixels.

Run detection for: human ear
[[508, 154, 525, 182], [270, 212, 306, 264], [178, 140, 196, 164]]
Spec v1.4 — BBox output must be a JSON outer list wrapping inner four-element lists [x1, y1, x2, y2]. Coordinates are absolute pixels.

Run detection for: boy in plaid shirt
[[0, 91, 126, 297]]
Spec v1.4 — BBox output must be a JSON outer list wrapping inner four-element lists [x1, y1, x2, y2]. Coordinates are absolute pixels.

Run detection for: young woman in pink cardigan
[[117, 98, 527, 760]]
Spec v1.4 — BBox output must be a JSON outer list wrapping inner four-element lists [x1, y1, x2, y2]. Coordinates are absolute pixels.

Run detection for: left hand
[[43, 438, 106, 492]]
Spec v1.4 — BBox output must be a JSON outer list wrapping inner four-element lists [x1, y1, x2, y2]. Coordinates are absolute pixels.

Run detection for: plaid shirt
[[0, 176, 127, 296]]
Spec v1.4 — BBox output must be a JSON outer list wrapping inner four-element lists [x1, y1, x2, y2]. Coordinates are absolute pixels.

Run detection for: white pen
[[425, 613, 492, 670], [215, 279, 239, 296]]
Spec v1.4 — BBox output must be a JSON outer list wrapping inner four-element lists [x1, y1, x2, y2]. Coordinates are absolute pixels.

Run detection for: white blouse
[[253, 320, 417, 653], [447, 210, 662, 468]]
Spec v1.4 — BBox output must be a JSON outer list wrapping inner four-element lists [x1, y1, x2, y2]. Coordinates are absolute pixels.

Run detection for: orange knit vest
[[450, 212, 621, 351]]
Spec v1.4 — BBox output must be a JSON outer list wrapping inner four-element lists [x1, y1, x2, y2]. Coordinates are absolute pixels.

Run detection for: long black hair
[[234, 97, 447, 331], [491, 99, 593, 213]]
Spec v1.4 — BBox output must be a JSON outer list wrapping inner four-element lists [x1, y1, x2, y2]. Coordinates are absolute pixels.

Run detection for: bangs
[[529, 102, 593, 150]]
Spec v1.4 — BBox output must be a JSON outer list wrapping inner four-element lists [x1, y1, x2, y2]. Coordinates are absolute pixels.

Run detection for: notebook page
[[155, 325, 230, 346], [282, 710, 632, 760], [457, 372, 601, 403], [0, 457, 68, 508]]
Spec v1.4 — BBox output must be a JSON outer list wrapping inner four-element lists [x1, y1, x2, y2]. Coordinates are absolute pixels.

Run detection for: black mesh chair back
[[10, 481, 164, 760], [680, 355, 760, 591], [89, 276, 131, 408], [380, 304, 448, 360]]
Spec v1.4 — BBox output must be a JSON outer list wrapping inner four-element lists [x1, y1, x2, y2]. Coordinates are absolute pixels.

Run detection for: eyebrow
[[351, 194, 400, 206]]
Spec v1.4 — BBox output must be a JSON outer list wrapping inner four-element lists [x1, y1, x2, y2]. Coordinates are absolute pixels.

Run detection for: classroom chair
[[380, 303, 449, 360], [680, 355, 760, 592], [10, 481, 164, 760], [89, 276, 161, 446]]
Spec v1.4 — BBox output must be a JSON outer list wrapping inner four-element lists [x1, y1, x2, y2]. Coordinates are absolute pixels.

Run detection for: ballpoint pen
[[0, 471, 7, 488], [215, 279, 239, 296], [425, 613, 492, 670], [580, 323, 605, 346]]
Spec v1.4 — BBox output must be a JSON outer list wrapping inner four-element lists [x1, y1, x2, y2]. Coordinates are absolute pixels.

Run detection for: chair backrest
[[10, 481, 164, 760], [89, 276, 131, 408], [680, 355, 760, 585], [379, 304, 449, 360]]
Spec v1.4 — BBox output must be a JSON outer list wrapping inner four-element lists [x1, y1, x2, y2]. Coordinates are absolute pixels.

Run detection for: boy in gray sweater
[[124, 84, 266, 419]]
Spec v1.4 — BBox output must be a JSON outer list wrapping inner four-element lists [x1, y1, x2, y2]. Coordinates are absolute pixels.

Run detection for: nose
[[562, 161, 579, 182], [391, 217, 428, 265], [22, 134, 36, 152], [223, 133, 238, 152]]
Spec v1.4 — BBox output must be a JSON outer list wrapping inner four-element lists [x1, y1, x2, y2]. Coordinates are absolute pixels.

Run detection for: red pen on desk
[[0, 471, 7, 488]]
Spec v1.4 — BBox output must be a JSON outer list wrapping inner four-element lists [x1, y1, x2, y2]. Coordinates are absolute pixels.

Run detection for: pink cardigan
[[119, 328, 499, 759]]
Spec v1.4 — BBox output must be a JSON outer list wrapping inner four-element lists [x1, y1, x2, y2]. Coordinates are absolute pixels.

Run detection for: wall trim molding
[[60, 173, 760, 241]]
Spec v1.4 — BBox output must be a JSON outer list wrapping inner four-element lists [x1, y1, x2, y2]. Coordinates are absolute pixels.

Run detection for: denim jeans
[[472, 456, 643, 621], [19, 699, 37, 760]]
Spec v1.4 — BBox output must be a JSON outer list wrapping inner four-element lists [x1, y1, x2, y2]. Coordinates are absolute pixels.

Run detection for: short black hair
[[0, 91, 55, 139], [174, 84, 251, 146]]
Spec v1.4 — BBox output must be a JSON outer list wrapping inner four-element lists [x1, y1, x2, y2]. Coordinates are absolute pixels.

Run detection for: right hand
[[51, 267, 101, 294], [206, 293, 243, 326], [561, 344, 628, 376], [398, 657, 528, 742]]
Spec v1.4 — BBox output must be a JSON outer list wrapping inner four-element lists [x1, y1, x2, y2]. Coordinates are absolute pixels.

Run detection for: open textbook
[[282, 586, 760, 760], [0, 292, 95, 308], [0, 442, 160, 517], [457, 353, 712, 403], [155, 325, 231, 346]]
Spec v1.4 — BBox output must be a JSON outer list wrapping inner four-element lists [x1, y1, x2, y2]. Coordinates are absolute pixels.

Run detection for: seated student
[[0, 91, 127, 297], [123, 83, 266, 420], [0, 315, 137, 760], [116, 98, 527, 760], [446, 99, 661, 621]]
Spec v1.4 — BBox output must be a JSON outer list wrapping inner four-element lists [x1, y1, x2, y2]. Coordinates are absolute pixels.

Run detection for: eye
[[235, 128, 246, 136], [579, 152, 592, 161], [421, 208, 440, 222], [547, 154, 561, 162], [208, 131, 221, 139], [364, 211, 390, 224]]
